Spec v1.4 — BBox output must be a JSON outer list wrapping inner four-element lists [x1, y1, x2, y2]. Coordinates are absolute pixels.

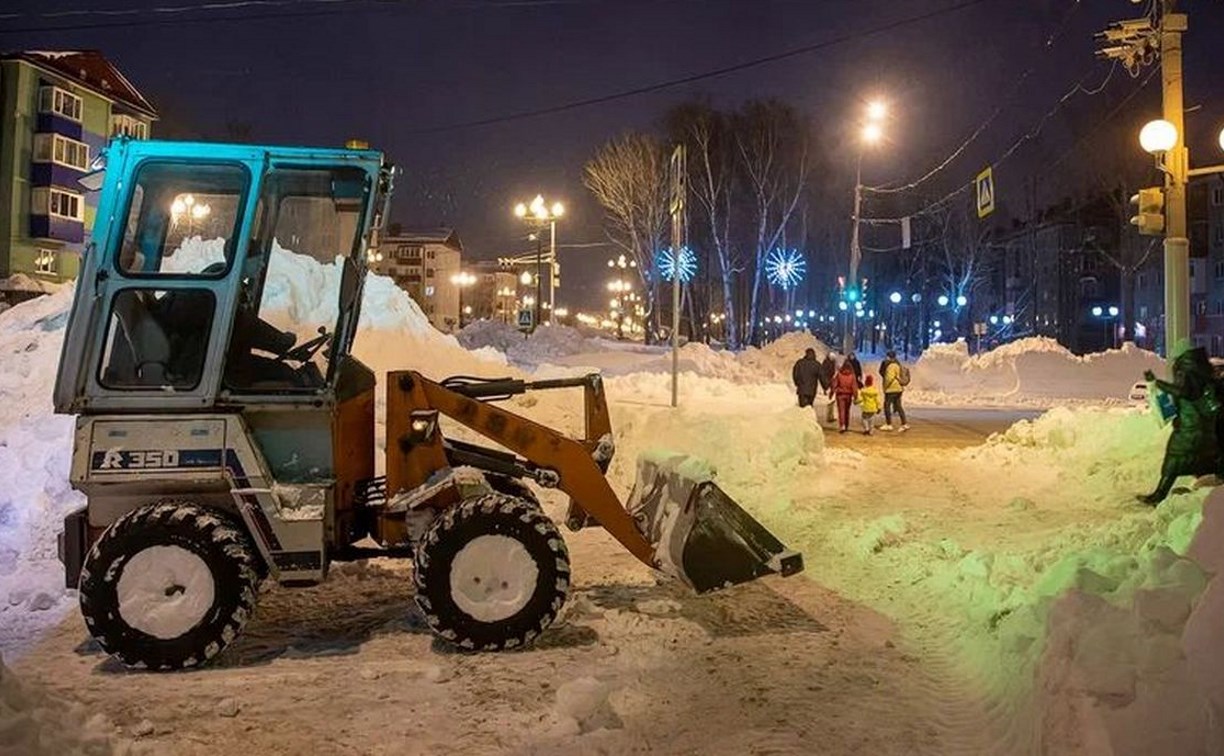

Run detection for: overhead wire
[[401, 0, 997, 134], [863, 1, 1083, 195], [859, 58, 1124, 227]]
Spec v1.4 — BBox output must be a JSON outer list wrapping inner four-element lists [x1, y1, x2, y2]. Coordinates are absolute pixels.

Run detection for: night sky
[[4, 0, 1224, 309]]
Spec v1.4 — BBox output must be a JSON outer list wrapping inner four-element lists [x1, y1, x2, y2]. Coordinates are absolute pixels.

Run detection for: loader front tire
[[414, 494, 570, 651], [78, 501, 261, 671]]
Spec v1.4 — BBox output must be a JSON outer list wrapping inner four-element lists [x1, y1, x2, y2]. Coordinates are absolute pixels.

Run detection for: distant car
[[1129, 381, 1149, 405]]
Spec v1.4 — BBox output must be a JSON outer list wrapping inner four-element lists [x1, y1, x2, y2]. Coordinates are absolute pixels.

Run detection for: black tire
[[414, 494, 569, 651], [78, 501, 261, 671], [486, 474, 538, 506]]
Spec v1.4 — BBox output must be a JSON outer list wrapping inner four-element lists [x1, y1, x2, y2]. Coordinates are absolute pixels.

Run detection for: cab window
[[223, 166, 370, 392], [117, 162, 248, 277]]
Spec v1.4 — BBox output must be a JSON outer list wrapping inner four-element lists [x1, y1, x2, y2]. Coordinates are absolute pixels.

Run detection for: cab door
[[67, 143, 263, 412]]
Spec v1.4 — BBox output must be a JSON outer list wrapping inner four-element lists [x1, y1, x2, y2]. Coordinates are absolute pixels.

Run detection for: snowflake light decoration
[[656, 246, 697, 283], [765, 248, 805, 290]]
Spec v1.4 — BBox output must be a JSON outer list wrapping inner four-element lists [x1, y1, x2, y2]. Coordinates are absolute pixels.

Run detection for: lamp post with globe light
[[513, 195, 564, 330], [450, 271, 477, 329], [1137, 118, 1224, 357], [845, 99, 887, 352]]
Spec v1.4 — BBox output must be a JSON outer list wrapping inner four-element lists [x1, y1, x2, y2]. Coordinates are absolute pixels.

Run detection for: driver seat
[[111, 291, 171, 386]]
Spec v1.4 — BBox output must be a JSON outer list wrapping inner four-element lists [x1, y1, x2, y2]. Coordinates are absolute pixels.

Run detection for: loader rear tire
[[414, 494, 569, 651], [78, 501, 260, 671]]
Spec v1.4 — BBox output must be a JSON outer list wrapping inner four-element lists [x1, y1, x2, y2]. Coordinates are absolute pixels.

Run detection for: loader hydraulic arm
[[386, 371, 654, 566]]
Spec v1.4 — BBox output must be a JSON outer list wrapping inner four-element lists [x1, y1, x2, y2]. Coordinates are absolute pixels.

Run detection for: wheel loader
[[51, 138, 803, 670]]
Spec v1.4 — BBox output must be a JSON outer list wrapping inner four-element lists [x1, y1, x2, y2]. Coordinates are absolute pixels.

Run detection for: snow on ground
[[907, 337, 1163, 408], [1, 655, 130, 755], [2, 244, 1222, 754]]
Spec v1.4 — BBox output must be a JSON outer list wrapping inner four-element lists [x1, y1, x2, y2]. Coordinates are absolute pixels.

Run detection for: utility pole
[[549, 219, 557, 319], [670, 144, 686, 408], [1158, 2, 1190, 355], [846, 154, 863, 354], [1098, 2, 1189, 356]]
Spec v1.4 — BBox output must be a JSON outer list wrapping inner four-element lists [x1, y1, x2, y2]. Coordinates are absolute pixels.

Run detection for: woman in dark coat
[[1139, 344, 1221, 505]]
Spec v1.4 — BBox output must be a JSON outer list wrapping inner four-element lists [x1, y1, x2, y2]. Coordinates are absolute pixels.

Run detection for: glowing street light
[[861, 122, 883, 145], [513, 194, 565, 329], [956, 294, 968, 308], [889, 291, 902, 305], [1139, 119, 1178, 154], [937, 294, 950, 307]]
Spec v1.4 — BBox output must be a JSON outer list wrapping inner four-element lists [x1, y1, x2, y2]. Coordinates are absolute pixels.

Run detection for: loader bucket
[[625, 452, 804, 593]]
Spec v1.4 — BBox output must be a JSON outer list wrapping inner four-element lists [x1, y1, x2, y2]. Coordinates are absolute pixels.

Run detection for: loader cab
[[53, 139, 394, 413]]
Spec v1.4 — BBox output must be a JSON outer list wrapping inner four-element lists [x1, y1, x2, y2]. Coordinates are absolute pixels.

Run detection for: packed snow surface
[[2, 243, 1221, 754]]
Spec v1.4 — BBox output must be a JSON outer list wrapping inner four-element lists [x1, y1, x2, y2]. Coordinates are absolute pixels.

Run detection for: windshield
[[223, 166, 370, 392]]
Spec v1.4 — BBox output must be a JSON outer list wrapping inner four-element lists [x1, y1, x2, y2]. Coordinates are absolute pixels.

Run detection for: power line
[[404, 0, 998, 134], [864, 1, 1083, 195], [860, 59, 1125, 225], [0, 1, 399, 33]]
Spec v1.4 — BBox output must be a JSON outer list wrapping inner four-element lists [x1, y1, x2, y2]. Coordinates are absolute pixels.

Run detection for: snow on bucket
[[625, 451, 803, 593]]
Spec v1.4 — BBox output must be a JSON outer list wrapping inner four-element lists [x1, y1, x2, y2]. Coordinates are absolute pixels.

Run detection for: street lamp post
[[450, 271, 477, 329], [513, 195, 564, 331], [846, 99, 886, 353]]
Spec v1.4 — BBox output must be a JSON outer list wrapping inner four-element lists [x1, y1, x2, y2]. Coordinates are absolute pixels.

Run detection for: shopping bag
[[1148, 381, 1177, 427]]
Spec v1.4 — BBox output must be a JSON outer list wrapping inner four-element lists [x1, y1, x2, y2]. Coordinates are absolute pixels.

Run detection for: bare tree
[[734, 100, 810, 345], [583, 133, 670, 340], [933, 202, 994, 340], [665, 102, 743, 348]]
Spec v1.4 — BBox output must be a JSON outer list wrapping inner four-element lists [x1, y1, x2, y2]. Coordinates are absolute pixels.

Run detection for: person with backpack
[[858, 374, 882, 435], [879, 350, 910, 431], [792, 348, 822, 413], [829, 360, 859, 434]]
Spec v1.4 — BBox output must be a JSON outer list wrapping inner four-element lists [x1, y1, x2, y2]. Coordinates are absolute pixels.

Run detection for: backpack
[[898, 365, 912, 387]]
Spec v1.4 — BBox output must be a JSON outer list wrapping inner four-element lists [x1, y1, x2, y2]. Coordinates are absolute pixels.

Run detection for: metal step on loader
[[52, 138, 803, 669]]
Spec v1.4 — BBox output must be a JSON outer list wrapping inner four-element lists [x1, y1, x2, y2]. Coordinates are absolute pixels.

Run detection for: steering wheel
[[282, 326, 330, 364]]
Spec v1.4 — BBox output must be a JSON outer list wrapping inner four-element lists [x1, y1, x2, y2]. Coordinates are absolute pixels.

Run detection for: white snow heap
[[909, 336, 1164, 406]]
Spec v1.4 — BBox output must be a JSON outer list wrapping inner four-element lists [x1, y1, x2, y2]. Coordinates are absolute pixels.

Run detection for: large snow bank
[[0, 289, 85, 654], [0, 654, 126, 754], [909, 337, 1162, 407], [458, 320, 593, 371]]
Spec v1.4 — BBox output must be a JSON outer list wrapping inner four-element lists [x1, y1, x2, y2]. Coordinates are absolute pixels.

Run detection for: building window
[[33, 133, 89, 171], [1214, 186, 1224, 207], [1196, 301, 1208, 316], [426, 269, 434, 278], [1137, 273, 1147, 289], [1216, 226, 1224, 246], [427, 250, 436, 260], [1140, 305, 1149, 319], [110, 114, 148, 140], [31, 187, 85, 221], [33, 248, 56, 275], [38, 86, 83, 122]]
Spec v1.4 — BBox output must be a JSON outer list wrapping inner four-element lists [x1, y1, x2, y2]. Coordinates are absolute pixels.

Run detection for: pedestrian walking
[[879, 350, 910, 431], [821, 352, 838, 424], [830, 361, 859, 433], [859, 374, 882, 435], [792, 348, 822, 412], [845, 352, 864, 389]]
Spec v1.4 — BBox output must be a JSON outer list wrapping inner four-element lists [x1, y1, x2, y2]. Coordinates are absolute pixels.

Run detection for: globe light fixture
[[1108, 306, 1119, 317], [889, 291, 902, 304], [937, 294, 950, 307], [956, 294, 968, 308], [1092, 305, 1104, 317], [861, 122, 883, 145], [1139, 119, 1178, 154]]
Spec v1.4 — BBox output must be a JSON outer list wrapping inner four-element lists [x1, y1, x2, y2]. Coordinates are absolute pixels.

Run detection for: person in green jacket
[[1139, 340, 1222, 505]]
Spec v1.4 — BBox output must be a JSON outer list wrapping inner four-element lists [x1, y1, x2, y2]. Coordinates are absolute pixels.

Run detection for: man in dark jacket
[[792, 348, 822, 409], [820, 352, 838, 424], [1139, 342, 1222, 505], [845, 352, 864, 389]]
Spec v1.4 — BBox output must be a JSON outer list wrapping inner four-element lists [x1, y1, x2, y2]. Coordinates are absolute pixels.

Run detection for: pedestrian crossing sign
[[517, 309, 534, 331], [976, 166, 995, 219]]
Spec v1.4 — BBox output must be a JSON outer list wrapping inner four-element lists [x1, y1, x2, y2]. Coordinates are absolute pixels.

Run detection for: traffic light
[[1130, 187, 1165, 236]]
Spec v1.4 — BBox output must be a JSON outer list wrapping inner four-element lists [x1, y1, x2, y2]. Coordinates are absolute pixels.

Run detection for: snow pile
[[1, 654, 126, 754], [908, 337, 1163, 407], [457, 320, 594, 370], [738, 331, 832, 382], [0, 289, 85, 654], [0, 274, 64, 295]]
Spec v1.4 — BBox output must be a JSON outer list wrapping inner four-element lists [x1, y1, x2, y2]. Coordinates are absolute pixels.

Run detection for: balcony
[[30, 214, 84, 244]]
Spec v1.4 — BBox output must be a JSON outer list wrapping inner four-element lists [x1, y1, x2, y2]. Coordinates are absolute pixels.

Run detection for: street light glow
[[1092, 306, 1103, 317], [889, 291, 902, 304], [514, 202, 527, 218], [861, 122, 883, 145], [1109, 306, 1119, 317], [866, 100, 887, 121], [937, 295, 950, 307], [520, 271, 533, 285], [956, 295, 968, 307], [1139, 119, 1178, 154], [551, 202, 565, 217]]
